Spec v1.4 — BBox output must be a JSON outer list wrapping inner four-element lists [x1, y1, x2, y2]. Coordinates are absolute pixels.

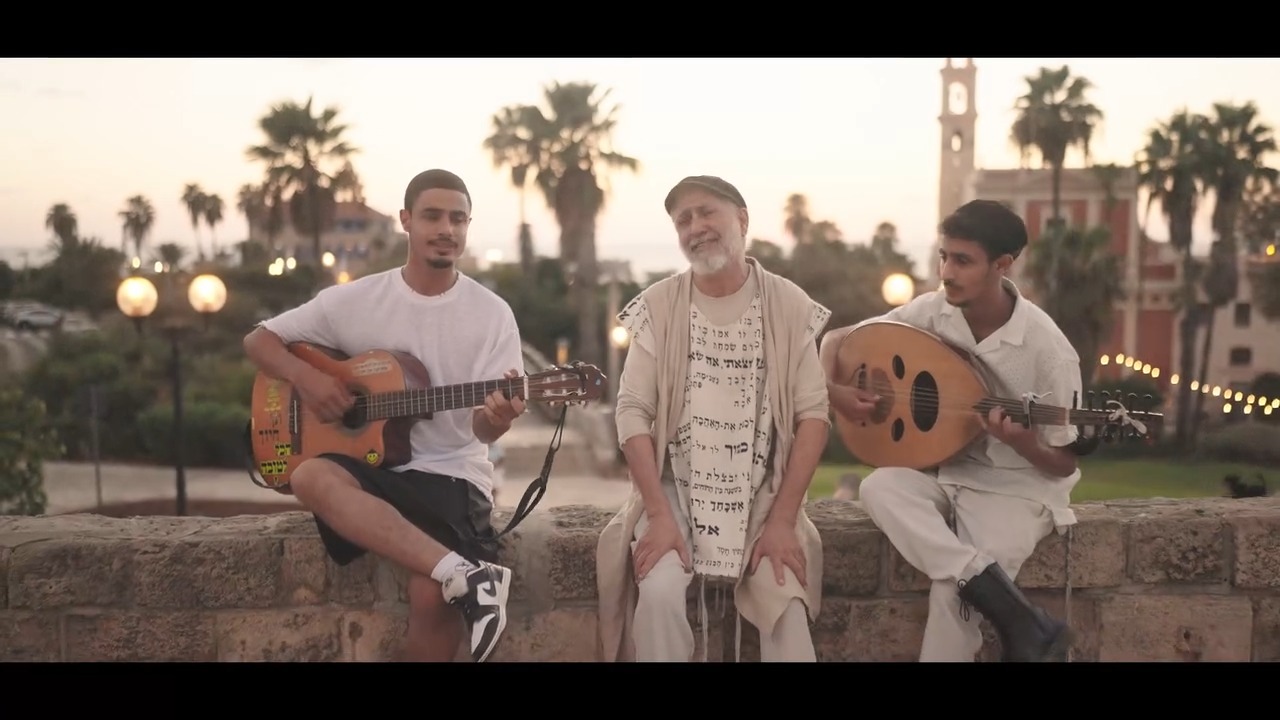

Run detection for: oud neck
[[363, 377, 525, 420], [975, 396, 1112, 426]]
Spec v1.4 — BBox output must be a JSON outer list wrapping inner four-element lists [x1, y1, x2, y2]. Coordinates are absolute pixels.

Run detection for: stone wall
[[2, 496, 1277, 661]]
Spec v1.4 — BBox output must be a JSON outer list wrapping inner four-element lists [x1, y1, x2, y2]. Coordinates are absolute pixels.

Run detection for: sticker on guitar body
[[351, 358, 393, 376]]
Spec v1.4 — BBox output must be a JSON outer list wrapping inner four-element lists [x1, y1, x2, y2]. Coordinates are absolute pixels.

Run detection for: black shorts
[[311, 453, 500, 566]]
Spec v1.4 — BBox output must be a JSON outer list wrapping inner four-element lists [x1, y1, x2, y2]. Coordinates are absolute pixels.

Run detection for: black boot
[[957, 562, 1070, 662]]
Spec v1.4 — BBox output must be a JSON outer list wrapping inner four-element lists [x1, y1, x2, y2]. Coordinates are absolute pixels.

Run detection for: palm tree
[[246, 96, 358, 268], [482, 81, 640, 367], [1010, 66, 1105, 298], [45, 203, 78, 249], [203, 193, 225, 260], [1135, 110, 1212, 446], [1189, 102, 1278, 438], [1024, 225, 1126, 387], [181, 183, 207, 260], [118, 195, 156, 265], [1010, 66, 1104, 225]]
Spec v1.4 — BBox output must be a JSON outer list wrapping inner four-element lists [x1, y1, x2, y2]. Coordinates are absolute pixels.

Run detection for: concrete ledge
[[2, 496, 1278, 661]]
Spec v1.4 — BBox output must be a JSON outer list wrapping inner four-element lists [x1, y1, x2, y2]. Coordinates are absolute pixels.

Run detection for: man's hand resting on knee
[[633, 512, 690, 581], [749, 519, 807, 588]]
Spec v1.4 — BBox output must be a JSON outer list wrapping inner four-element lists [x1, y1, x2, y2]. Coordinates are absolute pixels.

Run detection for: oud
[[829, 320, 1161, 469], [247, 342, 604, 492]]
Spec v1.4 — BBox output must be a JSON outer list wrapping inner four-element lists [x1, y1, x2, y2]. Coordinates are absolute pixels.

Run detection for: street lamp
[[882, 272, 915, 306], [116, 270, 228, 516]]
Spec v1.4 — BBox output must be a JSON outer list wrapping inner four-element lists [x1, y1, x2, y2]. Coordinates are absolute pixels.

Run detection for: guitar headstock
[[524, 362, 607, 406], [1073, 389, 1164, 450]]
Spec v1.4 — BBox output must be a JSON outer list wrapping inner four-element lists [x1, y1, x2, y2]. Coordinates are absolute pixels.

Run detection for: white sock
[[430, 551, 474, 583]]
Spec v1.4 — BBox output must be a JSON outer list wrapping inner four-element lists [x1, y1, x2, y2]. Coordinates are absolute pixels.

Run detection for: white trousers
[[858, 467, 1055, 662], [630, 482, 815, 662]]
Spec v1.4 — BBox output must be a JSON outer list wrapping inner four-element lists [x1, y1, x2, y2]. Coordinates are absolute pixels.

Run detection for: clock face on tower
[[948, 82, 968, 115]]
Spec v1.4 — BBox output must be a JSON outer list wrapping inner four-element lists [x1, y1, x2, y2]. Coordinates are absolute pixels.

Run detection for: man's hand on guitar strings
[[296, 366, 355, 423], [482, 368, 526, 429]]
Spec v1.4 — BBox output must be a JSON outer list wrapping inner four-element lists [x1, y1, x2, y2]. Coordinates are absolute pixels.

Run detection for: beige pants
[[858, 467, 1054, 662], [631, 482, 815, 662]]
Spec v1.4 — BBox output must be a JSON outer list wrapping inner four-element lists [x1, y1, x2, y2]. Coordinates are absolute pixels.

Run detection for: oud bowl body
[[832, 320, 990, 469]]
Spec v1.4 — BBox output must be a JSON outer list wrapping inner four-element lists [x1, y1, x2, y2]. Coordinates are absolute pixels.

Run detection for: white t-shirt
[[875, 278, 1083, 523], [259, 268, 524, 499]]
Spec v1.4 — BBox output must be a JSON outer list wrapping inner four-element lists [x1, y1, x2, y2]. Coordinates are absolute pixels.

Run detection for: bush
[[0, 386, 63, 515], [1198, 422, 1280, 466], [137, 400, 251, 468]]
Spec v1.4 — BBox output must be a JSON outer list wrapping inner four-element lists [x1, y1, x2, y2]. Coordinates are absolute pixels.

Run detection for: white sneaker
[[442, 560, 512, 662]]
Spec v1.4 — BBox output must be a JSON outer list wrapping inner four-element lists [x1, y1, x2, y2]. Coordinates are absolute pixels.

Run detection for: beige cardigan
[[595, 258, 831, 661]]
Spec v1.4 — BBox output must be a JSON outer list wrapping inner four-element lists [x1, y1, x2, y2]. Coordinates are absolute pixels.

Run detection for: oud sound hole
[[892, 355, 905, 379], [910, 372, 939, 431], [891, 418, 904, 441]]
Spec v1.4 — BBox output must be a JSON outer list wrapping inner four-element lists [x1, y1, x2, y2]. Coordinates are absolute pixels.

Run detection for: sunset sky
[[2, 57, 1277, 278]]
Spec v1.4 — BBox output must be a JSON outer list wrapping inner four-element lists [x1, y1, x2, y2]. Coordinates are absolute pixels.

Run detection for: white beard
[[684, 240, 739, 276]]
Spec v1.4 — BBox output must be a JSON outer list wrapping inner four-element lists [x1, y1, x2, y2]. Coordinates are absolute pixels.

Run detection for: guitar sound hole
[[342, 393, 368, 429], [910, 372, 939, 431]]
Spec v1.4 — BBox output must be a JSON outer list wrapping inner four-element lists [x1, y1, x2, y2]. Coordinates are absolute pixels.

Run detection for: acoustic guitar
[[246, 342, 605, 492], [828, 320, 1162, 469]]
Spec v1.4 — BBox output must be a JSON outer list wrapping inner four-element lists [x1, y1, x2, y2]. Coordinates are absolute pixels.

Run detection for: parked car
[[9, 307, 63, 331]]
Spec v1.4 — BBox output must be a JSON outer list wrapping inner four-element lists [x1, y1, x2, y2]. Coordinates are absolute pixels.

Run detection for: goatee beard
[[427, 258, 454, 270]]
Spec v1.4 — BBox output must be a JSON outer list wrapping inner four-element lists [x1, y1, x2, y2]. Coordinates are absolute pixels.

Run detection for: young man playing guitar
[[820, 200, 1079, 662], [243, 169, 525, 663]]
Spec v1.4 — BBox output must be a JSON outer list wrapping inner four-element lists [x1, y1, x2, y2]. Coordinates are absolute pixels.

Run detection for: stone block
[[8, 539, 134, 608], [1019, 517, 1127, 589], [216, 609, 344, 661], [341, 608, 409, 662], [1127, 516, 1227, 584], [0, 611, 60, 661], [1, 546, 9, 609], [63, 611, 217, 661], [325, 553, 377, 605], [279, 537, 327, 606], [131, 537, 281, 608], [489, 606, 600, 662], [1231, 514, 1280, 589], [818, 524, 882, 597], [887, 545, 930, 592], [813, 597, 930, 661], [1097, 594, 1253, 661], [1253, 596, 1280, 662]]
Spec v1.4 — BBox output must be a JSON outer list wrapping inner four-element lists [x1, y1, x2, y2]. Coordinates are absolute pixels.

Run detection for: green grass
[[808, 458, 1276, 502]]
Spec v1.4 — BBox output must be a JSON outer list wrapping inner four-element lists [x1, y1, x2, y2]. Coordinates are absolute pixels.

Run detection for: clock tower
[[933, 58, 977, 285]]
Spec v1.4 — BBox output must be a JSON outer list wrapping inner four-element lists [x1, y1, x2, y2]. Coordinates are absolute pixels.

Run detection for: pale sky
[[2, 57, 1277, 277]]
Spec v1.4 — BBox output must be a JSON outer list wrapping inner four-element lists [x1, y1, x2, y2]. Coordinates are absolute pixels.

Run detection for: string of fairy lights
[[1099, 352, 1276, 417]]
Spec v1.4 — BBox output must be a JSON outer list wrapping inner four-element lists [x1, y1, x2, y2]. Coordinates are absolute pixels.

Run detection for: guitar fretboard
[[352, 378, 526, 420]]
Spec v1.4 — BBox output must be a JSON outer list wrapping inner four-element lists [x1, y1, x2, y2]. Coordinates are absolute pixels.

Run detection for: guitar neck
[[974, 396, 1116, 426], [362, 377, 527, 420]]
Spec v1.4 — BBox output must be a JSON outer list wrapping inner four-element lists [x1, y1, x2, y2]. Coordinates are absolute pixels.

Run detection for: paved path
[[38, 459, 634, 516]]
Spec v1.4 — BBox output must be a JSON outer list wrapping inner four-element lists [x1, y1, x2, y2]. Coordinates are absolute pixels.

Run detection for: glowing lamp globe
[[116, 276, 159, 318], [188, 274, 227, 314], [610, 325, 630, 348], [881, 273, 915, 307]]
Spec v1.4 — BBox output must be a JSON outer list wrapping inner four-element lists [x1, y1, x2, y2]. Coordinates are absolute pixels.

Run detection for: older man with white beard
[[594, 175, 833, 662]]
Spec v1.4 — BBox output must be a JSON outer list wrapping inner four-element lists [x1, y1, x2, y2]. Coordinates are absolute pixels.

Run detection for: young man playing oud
[[243, 169, 526, 663], [820, 200, 1081, 662]]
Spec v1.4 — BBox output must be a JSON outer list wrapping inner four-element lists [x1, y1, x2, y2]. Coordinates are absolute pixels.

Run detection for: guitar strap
[[491, 403, 567, 538], [239, 402, 569, 539]]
